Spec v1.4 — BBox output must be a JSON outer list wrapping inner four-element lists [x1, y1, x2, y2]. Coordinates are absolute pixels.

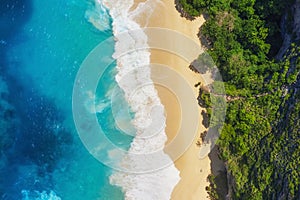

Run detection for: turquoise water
[[95, 63, 135, 151], [0, 0, 132, 199]]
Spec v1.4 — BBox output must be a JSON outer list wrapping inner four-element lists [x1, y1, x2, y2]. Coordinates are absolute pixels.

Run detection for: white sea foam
[[21, 190, 61, 200], [85, 0, 111, 31], [92, 0, 180, 199], [84, 91, 109, 113]]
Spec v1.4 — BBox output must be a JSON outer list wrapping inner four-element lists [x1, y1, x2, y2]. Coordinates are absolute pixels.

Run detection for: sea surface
[[0, 0, 131, 199], [0, 0, 179, 199]]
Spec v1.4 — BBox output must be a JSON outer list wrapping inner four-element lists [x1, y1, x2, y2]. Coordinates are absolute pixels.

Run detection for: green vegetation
[[206, 174, 219, 200], [179, 0, 300, 199]]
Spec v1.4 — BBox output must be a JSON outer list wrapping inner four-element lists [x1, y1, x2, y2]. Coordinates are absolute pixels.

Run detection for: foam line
[[93, 0, 180, 199]]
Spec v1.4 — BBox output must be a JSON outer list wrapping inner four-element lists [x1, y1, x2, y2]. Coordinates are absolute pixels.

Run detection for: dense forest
[[178, 0, 300, 199]]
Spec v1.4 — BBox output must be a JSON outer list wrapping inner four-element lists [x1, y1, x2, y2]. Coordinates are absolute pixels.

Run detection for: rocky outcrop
[[293, 1, 300, 40], [277, 0, 300, 59]]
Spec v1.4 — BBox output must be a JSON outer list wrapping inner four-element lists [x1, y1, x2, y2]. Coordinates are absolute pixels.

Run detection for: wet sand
[[132, 0, 211, 199]]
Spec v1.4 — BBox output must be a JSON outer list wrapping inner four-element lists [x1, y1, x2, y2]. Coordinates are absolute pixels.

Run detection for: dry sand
[[132, 0, 211, 199]]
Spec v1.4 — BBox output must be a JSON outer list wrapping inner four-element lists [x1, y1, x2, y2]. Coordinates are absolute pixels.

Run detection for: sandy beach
[[132, 0, 211, 199]]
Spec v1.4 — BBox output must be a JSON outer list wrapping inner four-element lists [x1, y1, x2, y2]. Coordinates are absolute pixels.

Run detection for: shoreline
[[104, 0, 181, 199], [132, 0, 211, 199]]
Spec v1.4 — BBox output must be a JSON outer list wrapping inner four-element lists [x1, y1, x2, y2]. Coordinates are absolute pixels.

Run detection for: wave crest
[[85, 0, 111, 31], [92, 0, 180, 199]]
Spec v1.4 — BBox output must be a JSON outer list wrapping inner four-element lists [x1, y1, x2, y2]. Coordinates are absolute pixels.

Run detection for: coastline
[[132, 0, 211, 199], [103, 0, 181, 199]]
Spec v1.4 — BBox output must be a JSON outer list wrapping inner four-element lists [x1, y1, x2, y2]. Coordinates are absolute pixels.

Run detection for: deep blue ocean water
[[0, 0, 132, 199]]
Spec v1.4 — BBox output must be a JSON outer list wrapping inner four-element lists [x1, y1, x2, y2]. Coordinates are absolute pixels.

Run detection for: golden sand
[[132, 0, 211, 199]]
